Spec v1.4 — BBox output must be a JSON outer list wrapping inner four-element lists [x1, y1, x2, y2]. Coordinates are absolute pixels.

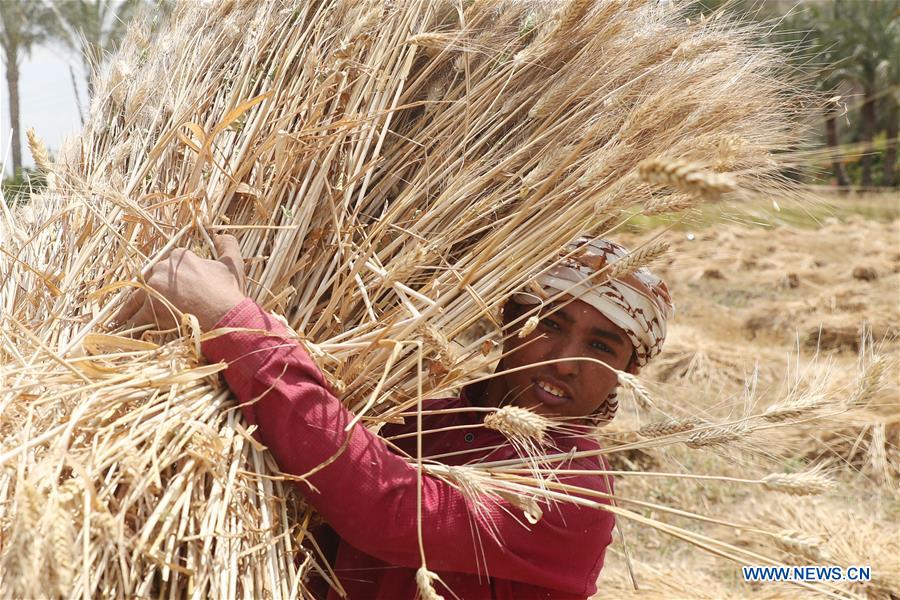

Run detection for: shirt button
[[464, 433, 475, 443]]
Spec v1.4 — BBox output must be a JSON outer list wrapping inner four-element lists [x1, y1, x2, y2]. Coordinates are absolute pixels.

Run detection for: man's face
[[499, 297, 636, 419]]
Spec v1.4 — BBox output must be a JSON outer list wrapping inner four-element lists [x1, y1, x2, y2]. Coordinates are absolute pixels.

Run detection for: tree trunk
[[69, 65, 85, 126], [860, 92, 877, 189], [825, 111, 849, 188], [5, 51, 22, 174], [883, 102, 898, 187]]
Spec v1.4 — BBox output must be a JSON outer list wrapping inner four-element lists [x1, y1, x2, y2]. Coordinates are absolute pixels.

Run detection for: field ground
[[595, 192, 899, 598]]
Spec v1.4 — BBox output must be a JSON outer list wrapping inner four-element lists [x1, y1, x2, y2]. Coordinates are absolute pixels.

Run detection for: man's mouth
[[533, 378, 572, 406]]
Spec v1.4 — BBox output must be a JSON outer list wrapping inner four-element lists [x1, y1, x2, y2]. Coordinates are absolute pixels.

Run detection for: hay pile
[[601, 211, 898, 599], [0, 0, 820, 597]]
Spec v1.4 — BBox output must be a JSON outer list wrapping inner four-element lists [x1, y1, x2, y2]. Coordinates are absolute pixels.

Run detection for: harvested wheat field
[[599, 195, 900, 598], [1, 0, 896, 598]]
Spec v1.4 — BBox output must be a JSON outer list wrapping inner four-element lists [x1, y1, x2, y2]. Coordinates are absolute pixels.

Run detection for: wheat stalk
[[406, 32, 454, 53], [610, 241, 669, 279], [761, 470, 835, 496], [555, 0, 594, 33], [638, 417, 700, 438], [518, 314, 540, 338], [763, 392, 831, 422], [638, 158, 737, 199], [416, 567, 445, 600], [497, 489, 543, 524], [642, 194, 697, 215], [774, 530, 829, 562], [684, 423, 750, 449], [484, 406, 550, 443], [26, 129, 52, 173], [847, 356, 886, 409]]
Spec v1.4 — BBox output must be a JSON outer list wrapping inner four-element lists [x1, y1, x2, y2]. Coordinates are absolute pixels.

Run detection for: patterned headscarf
[[514, 237, 674, 421]]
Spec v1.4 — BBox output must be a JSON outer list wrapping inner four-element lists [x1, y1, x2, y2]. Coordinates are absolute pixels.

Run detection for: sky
[[1, 43, 87, 176]]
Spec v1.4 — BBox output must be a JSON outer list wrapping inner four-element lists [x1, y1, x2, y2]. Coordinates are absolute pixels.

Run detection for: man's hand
[[113, 234, 247, 331]]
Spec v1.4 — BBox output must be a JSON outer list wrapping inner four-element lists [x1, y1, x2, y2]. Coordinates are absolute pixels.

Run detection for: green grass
[[622, 191, 899, 233]]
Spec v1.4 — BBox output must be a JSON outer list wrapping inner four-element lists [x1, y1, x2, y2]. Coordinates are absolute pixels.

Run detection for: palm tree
[[879, 37, 899, 187], [883, 94, 898, 187], [46, 0, 147, 104], [821, 0, 899, 188], [788, 3, 853, 187], [0, 1, 52, 174]]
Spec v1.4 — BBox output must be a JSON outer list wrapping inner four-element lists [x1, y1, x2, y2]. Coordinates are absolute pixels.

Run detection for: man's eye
[[591, 341, 613, 354], [541, 318, 560, 331]]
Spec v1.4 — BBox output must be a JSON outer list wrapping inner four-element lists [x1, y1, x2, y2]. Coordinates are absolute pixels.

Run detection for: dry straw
[[0, 0, 811, 596]]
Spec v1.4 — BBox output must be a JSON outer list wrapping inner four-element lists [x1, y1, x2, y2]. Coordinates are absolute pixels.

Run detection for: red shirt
[[202, 299, 615, 599]]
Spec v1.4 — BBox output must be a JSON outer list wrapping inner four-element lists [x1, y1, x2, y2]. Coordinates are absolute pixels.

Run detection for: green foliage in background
[[0, 1, 54, 173], [2, 168, 45, 207], [691, 0, 899, 189]]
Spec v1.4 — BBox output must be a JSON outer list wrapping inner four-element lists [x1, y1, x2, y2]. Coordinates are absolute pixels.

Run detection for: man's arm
[[115, 238, 614, 594], [203, 298, 614, 594]]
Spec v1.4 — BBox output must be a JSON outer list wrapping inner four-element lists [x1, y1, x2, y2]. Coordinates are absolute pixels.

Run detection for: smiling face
[[490, 297, 637, 419]]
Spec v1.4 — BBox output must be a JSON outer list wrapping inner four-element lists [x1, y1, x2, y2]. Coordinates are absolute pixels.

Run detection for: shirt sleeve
[[202, 298, 615, 595]]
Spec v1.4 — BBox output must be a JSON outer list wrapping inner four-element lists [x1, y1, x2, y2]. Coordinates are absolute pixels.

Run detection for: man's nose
[[552, 340, 581, 377]]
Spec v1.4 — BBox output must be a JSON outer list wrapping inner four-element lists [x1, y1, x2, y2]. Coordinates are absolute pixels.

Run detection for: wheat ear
[[774, 530, 829, 562], [684, 423, 749, 449], [484, 405, 549, 443], [518, 315, 540, 338], [847, 356, 886, 409], [26, 129, 53, 173], [610, 241, 669, 279], [638, 417, 700, 438], [643, 194, 697, 215], [638, 158, 736, 199], [416, 567, 445, 600], [761, 470, 835, 496]]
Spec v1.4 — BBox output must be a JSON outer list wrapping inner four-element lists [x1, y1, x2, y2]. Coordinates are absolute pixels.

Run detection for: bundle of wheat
[[1, 0, 823, 597]]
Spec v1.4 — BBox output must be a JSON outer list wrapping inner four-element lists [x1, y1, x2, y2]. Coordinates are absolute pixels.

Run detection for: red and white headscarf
[[514, 237, 674, 421], [519, 237, 674, 367]]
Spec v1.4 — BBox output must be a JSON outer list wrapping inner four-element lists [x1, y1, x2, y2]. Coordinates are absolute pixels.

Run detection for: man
[[115, 234, 673, 599]]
